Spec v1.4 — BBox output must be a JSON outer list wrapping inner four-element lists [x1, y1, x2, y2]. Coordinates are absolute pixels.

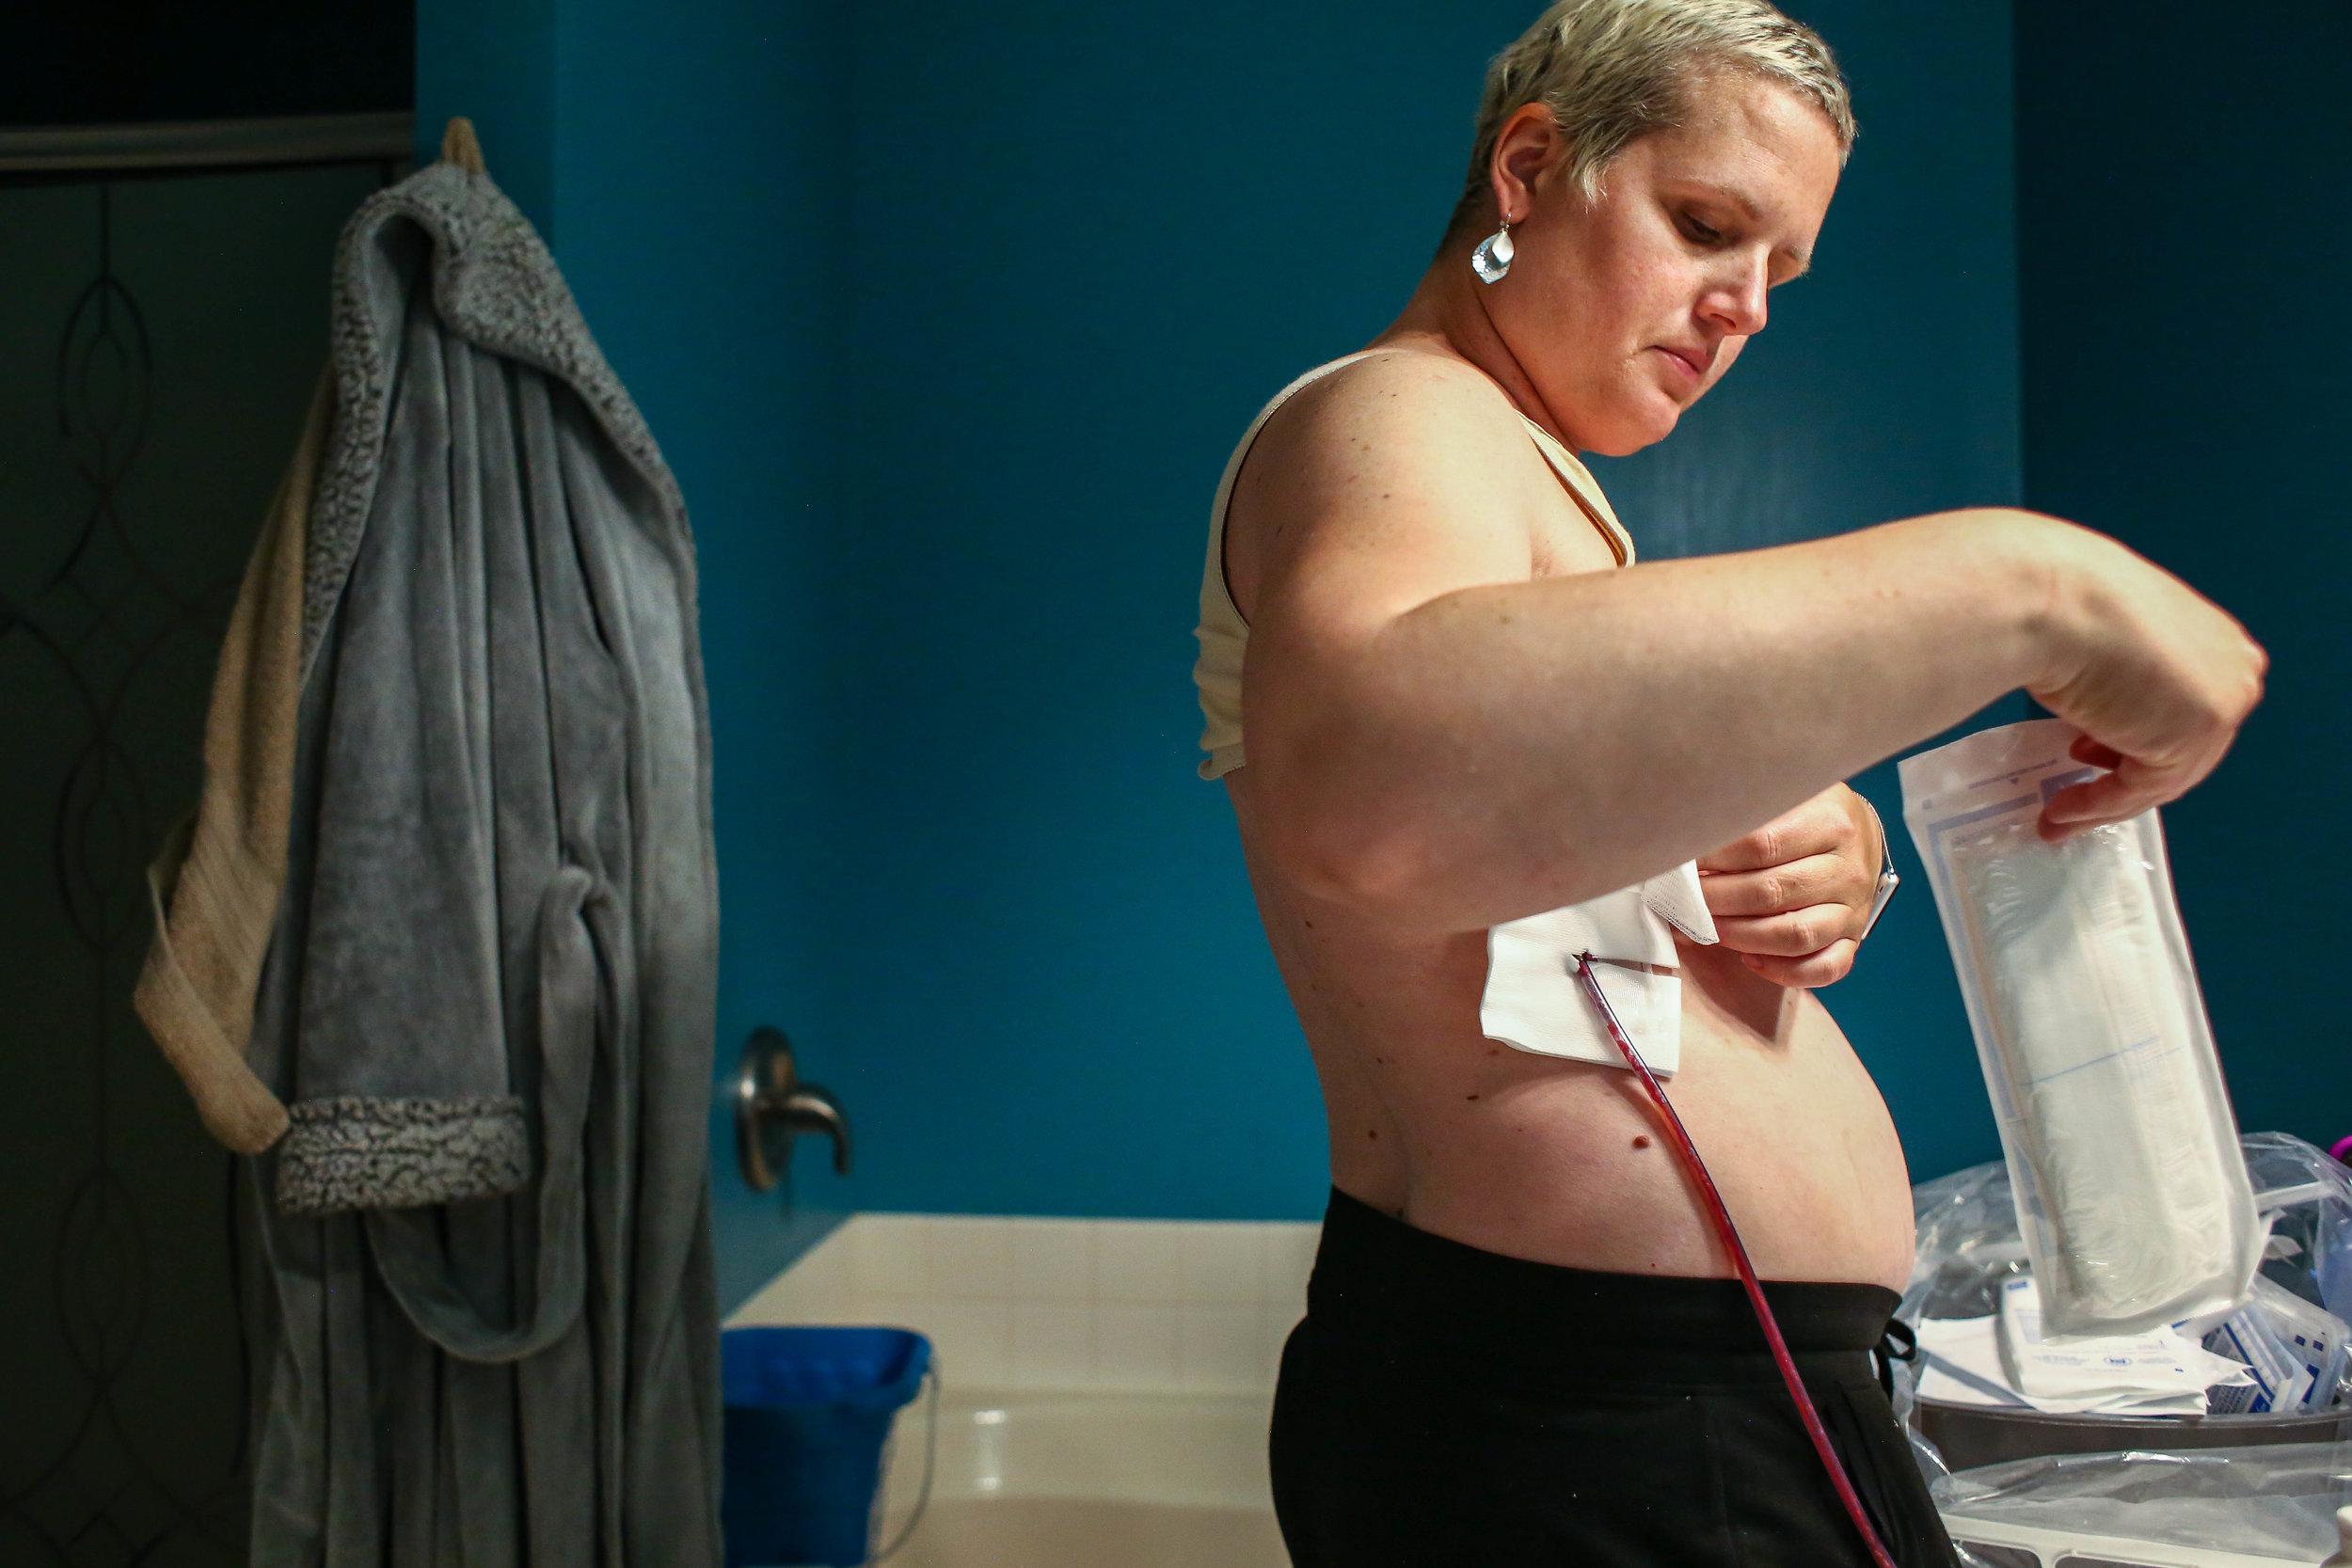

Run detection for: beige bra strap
[[1559, 475, 1628, 568], [1519, 420, 1630, 567]]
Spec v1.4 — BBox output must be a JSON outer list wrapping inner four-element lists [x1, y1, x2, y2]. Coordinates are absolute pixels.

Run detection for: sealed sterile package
[[1900, 720, 2263, 1338], [1993, 1276, 2249, 1412], [2203, 1275, 2352, 1415]]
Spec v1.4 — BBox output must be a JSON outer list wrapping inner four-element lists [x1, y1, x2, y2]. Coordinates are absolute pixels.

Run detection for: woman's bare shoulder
[[1295, 343, 1519, 425], [1245, 344, 1543, 497], [1224, 345, 1556, 626]]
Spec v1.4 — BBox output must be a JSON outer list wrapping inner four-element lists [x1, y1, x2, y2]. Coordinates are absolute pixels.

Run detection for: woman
[[1190, 2, 2265, 1564]]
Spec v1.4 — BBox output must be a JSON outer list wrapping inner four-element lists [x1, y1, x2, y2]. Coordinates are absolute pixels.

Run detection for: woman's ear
[[1488, 103, 1561, 224]]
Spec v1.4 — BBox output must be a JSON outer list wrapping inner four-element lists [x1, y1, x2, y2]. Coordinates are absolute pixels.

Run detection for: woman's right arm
[[1233, 358, 2265, 939]]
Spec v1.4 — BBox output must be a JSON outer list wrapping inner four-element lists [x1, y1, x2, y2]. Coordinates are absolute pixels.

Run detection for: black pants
[[1270, 1189, 1962, 1568]]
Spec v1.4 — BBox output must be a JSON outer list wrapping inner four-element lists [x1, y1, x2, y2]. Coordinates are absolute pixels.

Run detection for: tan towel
[[133, 369, 330, 1153]]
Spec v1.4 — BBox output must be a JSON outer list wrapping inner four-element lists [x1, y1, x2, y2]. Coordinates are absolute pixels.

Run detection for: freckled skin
[[1234, 830, 1915, 1286]]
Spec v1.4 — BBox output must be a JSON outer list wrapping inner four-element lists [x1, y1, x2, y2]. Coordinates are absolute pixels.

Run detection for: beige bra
[[1190, 349, 1632, 782], [1188, 350, 1717, 1076]]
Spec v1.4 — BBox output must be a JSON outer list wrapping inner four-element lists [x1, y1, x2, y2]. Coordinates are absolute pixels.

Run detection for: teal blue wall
[[414, 0, 556, 240], [418, 0, 2030, 1304], [811, 0, 1533, 1228], [2015, 6, 2351, 1154]]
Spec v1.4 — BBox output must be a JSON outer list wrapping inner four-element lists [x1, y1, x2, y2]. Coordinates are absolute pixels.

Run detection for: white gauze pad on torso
[[1481, 862, 1718, 1075]]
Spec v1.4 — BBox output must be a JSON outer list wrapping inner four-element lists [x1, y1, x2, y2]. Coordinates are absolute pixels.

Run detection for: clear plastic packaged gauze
[[1899, 719, 2261, 1338]]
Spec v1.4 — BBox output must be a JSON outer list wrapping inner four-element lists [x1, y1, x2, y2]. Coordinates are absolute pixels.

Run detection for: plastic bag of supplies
[[1900, 720, 2262, 1338]]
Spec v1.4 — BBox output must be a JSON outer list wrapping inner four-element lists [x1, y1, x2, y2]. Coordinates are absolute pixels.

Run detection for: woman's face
[[1485, 74, 1845, 456]]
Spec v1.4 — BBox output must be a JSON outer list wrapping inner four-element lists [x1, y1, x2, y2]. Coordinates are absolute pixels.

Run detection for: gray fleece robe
[[242, 158, 722, 1566]]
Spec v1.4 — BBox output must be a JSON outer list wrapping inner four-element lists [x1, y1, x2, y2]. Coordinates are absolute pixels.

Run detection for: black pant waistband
[[1306, 1187, 1900, 1383]]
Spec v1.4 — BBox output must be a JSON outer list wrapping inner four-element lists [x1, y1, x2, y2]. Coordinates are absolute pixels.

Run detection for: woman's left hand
[[1697, 784, 1883, 989]]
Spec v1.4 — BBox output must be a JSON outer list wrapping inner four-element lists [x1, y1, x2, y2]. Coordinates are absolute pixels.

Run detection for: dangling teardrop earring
[[1471, 214, 1516, 284]]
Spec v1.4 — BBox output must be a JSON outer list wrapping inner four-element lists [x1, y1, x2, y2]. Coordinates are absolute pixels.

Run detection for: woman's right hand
[[2019, 515, 2266, 840]]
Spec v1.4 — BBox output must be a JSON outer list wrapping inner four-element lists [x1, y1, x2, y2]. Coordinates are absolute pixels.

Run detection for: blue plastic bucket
[[722, 1325, 932, 1568]]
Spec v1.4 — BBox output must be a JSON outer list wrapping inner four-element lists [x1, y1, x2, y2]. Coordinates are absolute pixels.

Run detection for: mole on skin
[[1632, 1135, 1652, 1149]]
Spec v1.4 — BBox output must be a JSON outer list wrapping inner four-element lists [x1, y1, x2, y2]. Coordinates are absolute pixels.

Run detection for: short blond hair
[[1446, 0, 1855, 242]]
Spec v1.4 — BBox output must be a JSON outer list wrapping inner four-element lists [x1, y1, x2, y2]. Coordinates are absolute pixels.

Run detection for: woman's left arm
[[1696, 784, 1883, 989]]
